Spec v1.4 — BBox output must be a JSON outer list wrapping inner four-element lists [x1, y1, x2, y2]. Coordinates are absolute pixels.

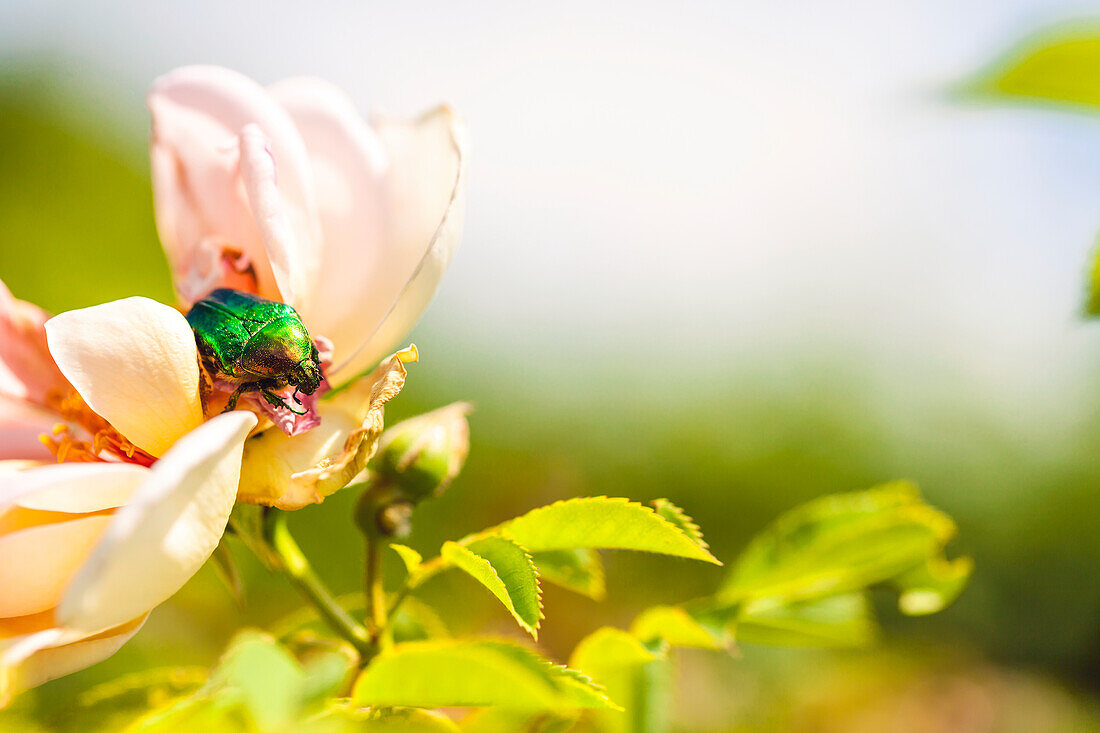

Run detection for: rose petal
[[148, 66, 319, 305], [44, 297, 204, 457], [0, 515, 114, 617], [0, 615, 146, 707], [0, 396, 58, 462], [0, 280, 66, 405], [2, 462, 148, 515], [57, 410, 256, 633], [237, 347, 412, 509], [267, 77, 390, 363], [327, 107, 466, 382]]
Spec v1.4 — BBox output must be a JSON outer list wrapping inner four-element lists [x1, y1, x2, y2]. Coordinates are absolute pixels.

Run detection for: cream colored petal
[[237, 347, 413, 509], [44, 298, 204, 457], [5, 462, 148, 514], [328, 108, 466, 382], [0, 515, 113, 617], [0, 615, 146, 708], [57, 411, 256, 633]]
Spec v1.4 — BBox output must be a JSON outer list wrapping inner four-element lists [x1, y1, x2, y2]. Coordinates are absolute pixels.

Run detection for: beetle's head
[[289, 358, 322, 395]]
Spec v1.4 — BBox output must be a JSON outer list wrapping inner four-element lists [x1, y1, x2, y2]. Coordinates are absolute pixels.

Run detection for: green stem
[[263, 510, 376, 659], [365, 534, 387, 639], [386, 556, 446, 618]]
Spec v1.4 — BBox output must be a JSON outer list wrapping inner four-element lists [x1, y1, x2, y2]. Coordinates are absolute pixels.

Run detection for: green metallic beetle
[[186, 288, 322, 414]]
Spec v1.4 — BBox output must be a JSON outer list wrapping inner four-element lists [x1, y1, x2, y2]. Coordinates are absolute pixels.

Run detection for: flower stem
[[365, 534, 387, 640], [263, 510, 376, 659]]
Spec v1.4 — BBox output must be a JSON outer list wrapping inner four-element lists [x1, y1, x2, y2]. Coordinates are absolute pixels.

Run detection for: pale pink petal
[[238, 124, 317, 307], [0, 280, 66, 405], [0, 615, 146, 707], [0, 515, 114, 617], [267, 77, 390, 358], [57, 411, 256, 633], [148, 66, 319, 305], [0, 397, 58, 462], [44, 298, 204, 457], [326, 107, 466, 381]]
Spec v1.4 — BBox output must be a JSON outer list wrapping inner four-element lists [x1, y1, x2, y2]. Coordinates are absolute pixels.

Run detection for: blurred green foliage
[[3, 61, 1100, 730]]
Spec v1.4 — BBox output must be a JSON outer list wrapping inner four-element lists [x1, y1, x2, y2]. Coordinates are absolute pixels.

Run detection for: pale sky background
[[3, 0, 1100, 427]]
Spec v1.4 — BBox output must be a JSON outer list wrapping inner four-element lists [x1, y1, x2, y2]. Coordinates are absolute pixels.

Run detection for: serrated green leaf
[[352, 639, 617, 710], [630, 605, 731, 650], [568, 628, 669, 733], [649, 499, 708, 551], [495, 497, 720, 564], [442, 536, 543, 638], [718, 482, 955, 603], [391, 544, 424, 576], [967, 28, 1100, 109], [736, 593, 878, 648], [532, 549, 606, 600], [893, 555, 973, 616]]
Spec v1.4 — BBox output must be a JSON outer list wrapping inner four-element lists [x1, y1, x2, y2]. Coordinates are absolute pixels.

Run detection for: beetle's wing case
[[185, 288, 307, 381]]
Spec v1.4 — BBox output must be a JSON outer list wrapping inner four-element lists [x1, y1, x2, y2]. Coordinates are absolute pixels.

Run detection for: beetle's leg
[[261, 388, 308, 415], [222, 382, 253, 413]]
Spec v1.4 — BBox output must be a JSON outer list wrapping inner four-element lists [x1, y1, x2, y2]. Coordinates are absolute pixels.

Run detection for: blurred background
[[4, 1, 1100, 730]]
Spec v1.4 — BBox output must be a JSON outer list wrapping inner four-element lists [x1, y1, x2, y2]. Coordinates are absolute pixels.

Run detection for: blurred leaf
[[969, 28, 1100, 108], [717, 482, 955, 603], [629, 605, 731, 650], [648, 499, 708, 551], [892, 555, 974, 616], [129, 630, 350, 732], [736, 593, 877, 648], [227, 504, 277, 570], [461, 709, 578, 732], [390, 598, 451, 643], [209, 541, 244, 607], [495, 497, 720, 564], [319, 705, 461, 732], [352, 639, 617, 710], [391, 544, 424, 576], [1086, 240, 1100, 317], [442, 537, 543, 638], [568, 628, 669, 733], [532, 549, 606, 600]]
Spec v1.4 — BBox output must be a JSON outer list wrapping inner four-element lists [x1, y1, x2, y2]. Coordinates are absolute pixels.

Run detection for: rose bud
[[372, 402, 472, 503]]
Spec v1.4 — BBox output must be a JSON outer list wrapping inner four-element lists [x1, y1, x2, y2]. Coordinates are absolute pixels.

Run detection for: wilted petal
[[57, 411, 256, 633], [0, 615, 146, 708], [237, 347, 413, 509], [148, 66, 319, 305], [44, 298, 204, 457], [329, 108, 465, 381], [0, 280, 66, 405], [267, 77, 390, 364]]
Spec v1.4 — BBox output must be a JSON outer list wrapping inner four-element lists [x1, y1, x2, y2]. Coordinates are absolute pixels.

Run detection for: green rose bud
[[372, 402, 472, 503]]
